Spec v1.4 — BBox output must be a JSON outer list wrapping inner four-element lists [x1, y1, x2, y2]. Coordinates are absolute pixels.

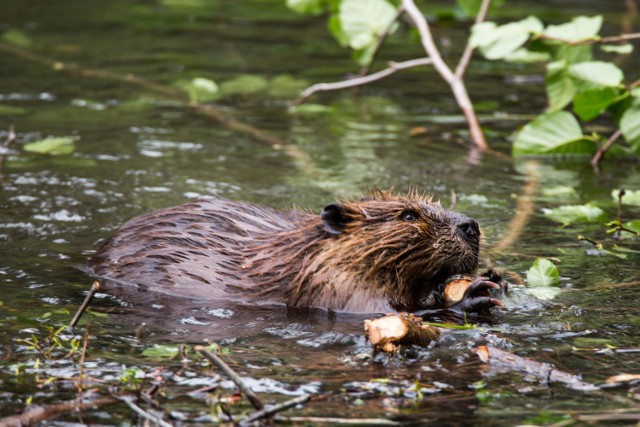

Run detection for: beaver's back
[[89, 197, 308, 302]]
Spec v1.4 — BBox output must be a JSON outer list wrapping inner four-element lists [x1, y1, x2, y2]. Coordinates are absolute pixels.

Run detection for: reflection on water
[[0, 0, 639, 424]]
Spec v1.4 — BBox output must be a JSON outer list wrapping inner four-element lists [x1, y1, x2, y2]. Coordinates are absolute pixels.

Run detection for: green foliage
[[1, 29, 32, 47], [543, 204, 605, 225], [23, 137, 77, 156], [525, 258, 561, 300], [175, 77, 220, 103], [513, 111, 595, 156], [220, 74, 269, 96], [470, 16, 543, 60], [0, 104, 27, 116], [142, 344, 181, 360]]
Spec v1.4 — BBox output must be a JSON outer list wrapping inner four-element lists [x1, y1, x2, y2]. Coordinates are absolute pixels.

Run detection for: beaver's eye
[[401, 211, 417, 222]]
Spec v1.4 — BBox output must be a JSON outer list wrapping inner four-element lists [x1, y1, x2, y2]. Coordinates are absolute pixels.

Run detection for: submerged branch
[[0, 394, 117, 426]]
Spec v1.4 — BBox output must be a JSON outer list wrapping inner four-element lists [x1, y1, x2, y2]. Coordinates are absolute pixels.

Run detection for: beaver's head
[[320, 190, 480, 310]]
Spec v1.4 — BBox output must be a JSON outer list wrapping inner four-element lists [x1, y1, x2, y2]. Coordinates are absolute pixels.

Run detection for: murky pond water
[[1, 1, 639, 425]]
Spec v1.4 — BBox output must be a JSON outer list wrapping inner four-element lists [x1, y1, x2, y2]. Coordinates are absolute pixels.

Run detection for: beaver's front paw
[[443, 274, 505, 313]]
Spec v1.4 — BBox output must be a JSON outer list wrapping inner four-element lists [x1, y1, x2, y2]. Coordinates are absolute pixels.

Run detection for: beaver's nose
[[456, 218, 480, 239]]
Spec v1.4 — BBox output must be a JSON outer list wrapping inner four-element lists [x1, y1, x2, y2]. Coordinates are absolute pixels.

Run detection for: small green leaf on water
[[0, 104, 27, 116], [2, 29, 32, 47], [220, 74, 269, 96], [23, 137, 77, 156], [600, 43, 633, 54], [526, 258, 560, 287], [268, 74, 309, 97], [512, 111, 594, 156], [612, 189, 640, 206], [286, 0, 326, 15], [543, 204, 605, 225], [142, 344, 180, 359], [541, 186, 577, 197], [542, 15, 602, 42], [86, 309, 108, 318], [568, 61, 624, 87], [289, 103, 331, 115]]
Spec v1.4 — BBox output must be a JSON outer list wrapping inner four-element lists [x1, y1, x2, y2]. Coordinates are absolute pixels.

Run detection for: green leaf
[[545, 61, 575, 111], [613, 189, 640, 206], [268, 74, 309, 97], [220, 74, 269, 96], [0, 104, 27, 116], [470, 16, 543, 60], [620, 106, 640, 153], [287, 0, 327, 14], [543, 15, 603, 42], [541, 186, 577, 197], [175, 77, 220, 103], [503, 48, 550, 63], [622, 220, 640, 234], [328, 14, 349, 47], [289, 103, 332, 115], [573, 87, 625, 121], [543, 204, 605, 225], [526, 258, 560, 287], [512, 111, 594, 156], [23, 137, 77, 156], [1, 29, 32, 47], [339, 0, 398, 51], [568, 61, 624, 87], [600, 43, 633, 54], [141, 344, 180, 359]]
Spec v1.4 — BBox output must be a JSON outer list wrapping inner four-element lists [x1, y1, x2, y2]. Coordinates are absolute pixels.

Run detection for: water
[[1, 1, 639, 425]]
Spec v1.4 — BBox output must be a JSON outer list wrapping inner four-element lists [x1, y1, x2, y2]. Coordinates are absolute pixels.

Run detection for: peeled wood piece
[[364, 313, 441, 352], [473, 345, 598, 391]]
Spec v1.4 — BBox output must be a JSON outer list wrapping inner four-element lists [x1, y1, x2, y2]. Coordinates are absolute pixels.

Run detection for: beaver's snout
[[455, 216, 480, 241]]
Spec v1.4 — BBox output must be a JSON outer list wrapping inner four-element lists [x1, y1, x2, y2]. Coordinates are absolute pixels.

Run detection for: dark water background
[[0, 1, 639, 425]]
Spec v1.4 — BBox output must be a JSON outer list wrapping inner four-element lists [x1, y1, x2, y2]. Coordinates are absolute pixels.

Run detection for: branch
[[238, 394, 311, 426], [590, 129, 622, 168], [293, 58, 433, 106], [0, 394, 117, 426], [401, 0, 488, 150], [535, 32, 640, 46], [69, 280, 100, 329], [455, 0, 492, 79], [197, 346, 264, 410], [113, 395, 173, 427]]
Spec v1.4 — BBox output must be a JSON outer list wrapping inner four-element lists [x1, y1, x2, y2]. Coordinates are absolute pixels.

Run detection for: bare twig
[[590, 129, 622, 168], [402, 0, 488, 150], [69, 280, 100, 329], [455, 0, 492, 79], [293, 58, 433, 106], [113, 395, 173, 427], [276, 416, 401, 425], [3, 124, 16, 147], [535, 32, 640, 46], [239, 394, 311, 426], [77, 324, 90, 392], [196, 346, 264, 410]]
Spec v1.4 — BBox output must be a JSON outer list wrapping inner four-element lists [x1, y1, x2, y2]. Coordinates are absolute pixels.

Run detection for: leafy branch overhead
[[288, 0, 640, 163], [471, 14, 640, 160]]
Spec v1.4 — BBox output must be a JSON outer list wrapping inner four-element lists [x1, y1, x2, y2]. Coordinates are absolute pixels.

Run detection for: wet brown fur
[[89, 190, 480, 313]]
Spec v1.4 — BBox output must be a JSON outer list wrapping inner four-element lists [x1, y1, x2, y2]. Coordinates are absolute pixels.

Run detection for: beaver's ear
[[321, 203, 350, 235]]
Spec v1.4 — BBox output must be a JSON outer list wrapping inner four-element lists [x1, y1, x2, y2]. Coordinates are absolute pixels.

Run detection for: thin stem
[[69, 280, 100, 329], [455, 0, 492, 79], [113, 395, 173, 427], [590, 129, 622, 168], [197, 346, 264, 410], [293, 58, 432, 106], [239, 394, 311, 426]]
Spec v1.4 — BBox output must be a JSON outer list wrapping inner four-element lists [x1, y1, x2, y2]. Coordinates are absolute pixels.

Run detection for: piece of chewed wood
[[364, 313, 441, 352], [443, 277, 473, 305]]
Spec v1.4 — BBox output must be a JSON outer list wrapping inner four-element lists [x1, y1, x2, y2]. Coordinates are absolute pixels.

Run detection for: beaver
[[88, 190, 503, 314]]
